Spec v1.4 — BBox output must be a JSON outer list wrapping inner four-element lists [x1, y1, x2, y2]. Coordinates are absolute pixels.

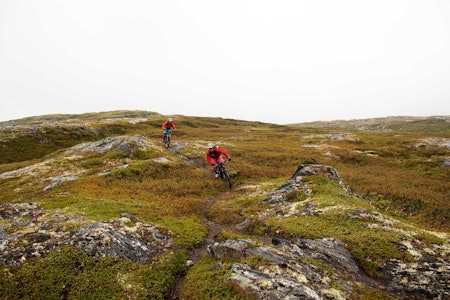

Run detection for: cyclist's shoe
[[215, 173, 219, 178]]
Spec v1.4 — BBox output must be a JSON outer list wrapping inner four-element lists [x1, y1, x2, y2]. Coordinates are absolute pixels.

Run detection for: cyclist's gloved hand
[[212, 164, 216, 167], [227, 157, 232, 162]]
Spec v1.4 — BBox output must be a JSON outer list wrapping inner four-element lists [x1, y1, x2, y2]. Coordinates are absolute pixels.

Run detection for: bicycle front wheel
[[164, 135, 170, 148], [219, 164, 232, 189], [224, 171, 231, 189]]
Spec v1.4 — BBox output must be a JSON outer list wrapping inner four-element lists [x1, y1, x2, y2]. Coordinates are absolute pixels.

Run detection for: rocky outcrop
[[207, 239, 250, 258], [440, 157, 450, 167], [42, 175, 79, 191], [208, 238, 382, 300], [254, 164, 351, 221], [416, 137, 450, 149], [64, 134, 156, 156], [0, 134, 162, 191], [229, 263, 322, 300], [67, 221, 171, 263], [384, 259, 450, 299], [233, 163, 450, 299], [208, 236, 449, 299], [0, 203, 173, 268], [260, 164, 346, 205]]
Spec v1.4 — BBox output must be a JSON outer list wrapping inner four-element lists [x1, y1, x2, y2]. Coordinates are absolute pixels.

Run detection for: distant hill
[[292, 115, 450, 134], [0, 110, 162, 126]]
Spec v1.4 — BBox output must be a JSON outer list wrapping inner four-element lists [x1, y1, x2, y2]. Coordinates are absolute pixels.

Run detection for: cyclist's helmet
[[167, 118, 173, 122], [207, 143, 215, 149]]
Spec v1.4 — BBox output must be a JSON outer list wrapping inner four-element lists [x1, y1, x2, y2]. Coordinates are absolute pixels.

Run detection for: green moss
[[153, 216, 208, 248], [110, 163, 146, 180], [415, 231, 446, 245], [242, 254, 270, 269], [350, 284, 396, 300], [179, 256, 248, 299], [0, 247, 189, 300], [285, 189, 308, 202], [304, 175, 370, 209], [80, 157, 105, 169], [215, 231, 257, 243], [264, 212, 415, 277], [139, 250, 188, 299], [133, 147, 160, 159], [0, 246, 136, 300], [42, 194, 126, 220], [0, 127, 102, 164]]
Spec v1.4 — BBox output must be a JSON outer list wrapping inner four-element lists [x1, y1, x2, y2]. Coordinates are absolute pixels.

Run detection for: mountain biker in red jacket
[[206, 143, 231, 177], [162, 118, 176, 138]]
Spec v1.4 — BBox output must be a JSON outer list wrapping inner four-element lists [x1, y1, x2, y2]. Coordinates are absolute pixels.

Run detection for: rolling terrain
[[0, 111, 449, 299]]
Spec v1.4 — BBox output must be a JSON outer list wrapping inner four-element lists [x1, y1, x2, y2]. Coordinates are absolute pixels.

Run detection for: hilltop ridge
[[292, 115, 450, 133], [0, 110, 162, 125]]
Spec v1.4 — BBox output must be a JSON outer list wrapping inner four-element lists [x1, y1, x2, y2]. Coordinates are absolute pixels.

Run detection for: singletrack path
[[166, 143, 232, 299]]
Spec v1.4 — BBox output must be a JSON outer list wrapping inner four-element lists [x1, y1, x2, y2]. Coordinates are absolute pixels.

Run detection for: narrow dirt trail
[[167, 143, 232, 299], [167, 143, 230, 257], [167, 142, 272, 259]]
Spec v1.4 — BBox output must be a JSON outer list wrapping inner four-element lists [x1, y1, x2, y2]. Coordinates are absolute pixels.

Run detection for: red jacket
[[162, 121, 176, 131], [206, 145, 229, 165]]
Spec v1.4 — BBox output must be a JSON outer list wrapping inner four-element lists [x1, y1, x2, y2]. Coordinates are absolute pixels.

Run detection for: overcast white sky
[[1, 0, 449, 124]]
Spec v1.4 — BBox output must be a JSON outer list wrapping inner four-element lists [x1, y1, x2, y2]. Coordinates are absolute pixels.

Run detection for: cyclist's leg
[[167, 129, 172, 144], [163, 128, 168, 143], [211, 159, 219, 177]]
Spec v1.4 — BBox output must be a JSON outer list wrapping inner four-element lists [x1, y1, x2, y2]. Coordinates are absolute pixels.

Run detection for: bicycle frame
[[163, 131, 172, 148], [216, 161, 232, 189]]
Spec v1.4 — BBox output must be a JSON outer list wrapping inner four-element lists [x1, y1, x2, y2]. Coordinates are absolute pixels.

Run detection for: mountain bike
[[215, 159, 232, 189], [163, 131, 172, 148]]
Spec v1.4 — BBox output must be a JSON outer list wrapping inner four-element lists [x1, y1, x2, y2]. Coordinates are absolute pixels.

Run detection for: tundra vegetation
[[0, 111, 448, 299]]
